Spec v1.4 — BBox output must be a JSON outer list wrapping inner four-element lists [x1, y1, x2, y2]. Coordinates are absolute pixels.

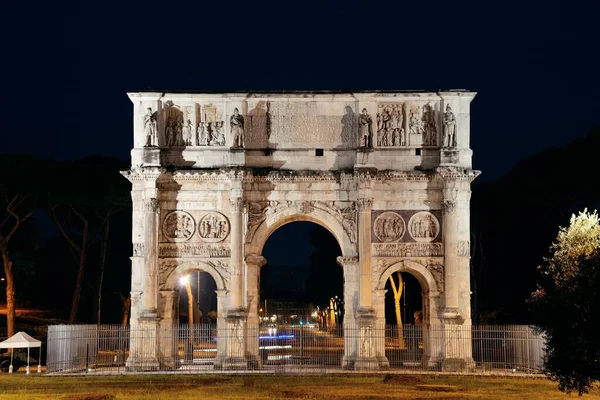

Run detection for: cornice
[[434, 167, 481, 182], [122, 167, 480, 184]]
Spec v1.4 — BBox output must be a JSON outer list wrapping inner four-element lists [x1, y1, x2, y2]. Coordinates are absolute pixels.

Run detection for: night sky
[[3, 0, 599, 181]]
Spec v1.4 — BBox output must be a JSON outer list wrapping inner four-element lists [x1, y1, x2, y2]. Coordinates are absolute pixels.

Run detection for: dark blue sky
[[3, 0, 599, 181]]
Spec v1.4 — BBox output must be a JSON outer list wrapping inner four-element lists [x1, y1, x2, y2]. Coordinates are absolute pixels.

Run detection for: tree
[[0, 155, 52, 337], [531, 209, 600, 395], [388, 272, 406, 349], [47, 156, 130, 323], [0, 194, 35, 338]]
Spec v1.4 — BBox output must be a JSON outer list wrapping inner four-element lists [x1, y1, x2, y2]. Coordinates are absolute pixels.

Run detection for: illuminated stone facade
[[122, 91, 480, 370]]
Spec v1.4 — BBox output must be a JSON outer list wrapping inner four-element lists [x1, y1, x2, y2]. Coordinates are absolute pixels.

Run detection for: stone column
[[228, 196, 244, 313], [141, 196, 160, 316], [442, 188, 460, 317], [221, 180, 248, 369], [357, 197, 374, 312], [439, 168, 474, 371], [354, 196, 379, 370], [127, 194, 160, 371], [245, 254, 266, 368]]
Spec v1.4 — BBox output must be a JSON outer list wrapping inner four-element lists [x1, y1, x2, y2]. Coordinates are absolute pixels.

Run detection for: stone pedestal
[[126, 316, 160, 371], [217, 310, 249, 370], [353, 308, 380, 370], [229, 148, 246, 166], [355, 148, 375, 168], [141, 147, 161, 166], [373, 290, 390, 368], [440, 148, 460, 165], [440, 313, 474, 372], [158, 290, 178, 369]]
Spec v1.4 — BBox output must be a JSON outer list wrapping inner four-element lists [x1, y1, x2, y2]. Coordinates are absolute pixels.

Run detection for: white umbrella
[[0, 332, 42, 374]]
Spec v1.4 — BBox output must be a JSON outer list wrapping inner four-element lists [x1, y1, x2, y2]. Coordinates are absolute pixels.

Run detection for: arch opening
[[260, 221, 343, 326], [257, 221, 345, 365], [177, 271, 217, 325], [377, 260, 441, 368], [249, 210, 356, 259]]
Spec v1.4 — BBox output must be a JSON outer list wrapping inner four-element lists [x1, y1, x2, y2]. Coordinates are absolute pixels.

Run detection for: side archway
[[375, 259, 444, 366], [375, 259, 442, 324], [163, 260, 227, 291], [376, 259, 440, 294]]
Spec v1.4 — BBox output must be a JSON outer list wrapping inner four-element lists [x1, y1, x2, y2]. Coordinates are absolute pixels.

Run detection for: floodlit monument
[[121, 91, 480, 371]]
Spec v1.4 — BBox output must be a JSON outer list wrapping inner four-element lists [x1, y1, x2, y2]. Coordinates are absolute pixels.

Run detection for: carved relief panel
[[196, 103, 226, 147], [160, 209, 231, 258], [371, 210, 442, 257], [160, 102, 226, 148], [162, 211, 196, 242], [376, 103, 406, 147], [197, 212, 230, 242], [376, 102, 439, 148]]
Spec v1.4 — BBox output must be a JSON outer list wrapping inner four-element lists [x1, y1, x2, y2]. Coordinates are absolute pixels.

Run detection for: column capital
[[230, 197, 244, 212], [142, 198, 159, 214], [442, 199, 458, 214], [159, 289, 177, 299], [336, 256, 359, 268], [245, 254, 267, 268], [356, 198, 373, 212]]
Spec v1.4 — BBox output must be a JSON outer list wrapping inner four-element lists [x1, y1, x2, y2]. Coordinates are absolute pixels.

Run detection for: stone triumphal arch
[[122, 91, 480, 370]]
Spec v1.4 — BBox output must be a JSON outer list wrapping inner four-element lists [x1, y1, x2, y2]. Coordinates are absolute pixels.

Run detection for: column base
[[441, 308, 462, 321], [126, 315, 160, 371], [219, 356, 249, 370], [125, 358, 161, 372], [442, 357, 476, 372], [354, 357, 380, 370], [377, 356, 390, 369]]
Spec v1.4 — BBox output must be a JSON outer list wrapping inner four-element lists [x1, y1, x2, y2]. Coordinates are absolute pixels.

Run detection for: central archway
[[246, 208, 356, 258], [248, 215, 347, 367]]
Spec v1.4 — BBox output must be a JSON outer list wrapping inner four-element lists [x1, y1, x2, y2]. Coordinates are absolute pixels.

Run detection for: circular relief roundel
[[374, 212, 405, 242], [408, 211, 440, 242], [198, 212, 230, 243], [162, 211, 196, 242]]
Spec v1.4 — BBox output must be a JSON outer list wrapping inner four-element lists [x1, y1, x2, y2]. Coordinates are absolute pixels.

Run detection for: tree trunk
[[389, 271, 406, 349], [69, 220, 88, 324], [185, 281, 194, 326], [97, 217, 110, 324], [185, 280, 194, 346], [0, 247, 15, 338], [121, 294, 131, 326]]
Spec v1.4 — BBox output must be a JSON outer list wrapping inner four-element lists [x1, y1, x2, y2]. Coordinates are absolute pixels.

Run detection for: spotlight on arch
[[179, 275, 189, 286]]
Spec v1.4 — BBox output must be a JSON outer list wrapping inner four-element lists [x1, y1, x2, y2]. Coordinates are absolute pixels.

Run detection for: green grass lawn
[[0, 373, 598, 400]]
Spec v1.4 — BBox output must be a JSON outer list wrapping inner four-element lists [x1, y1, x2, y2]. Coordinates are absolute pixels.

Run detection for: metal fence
[[46, 323, 545, 374]]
